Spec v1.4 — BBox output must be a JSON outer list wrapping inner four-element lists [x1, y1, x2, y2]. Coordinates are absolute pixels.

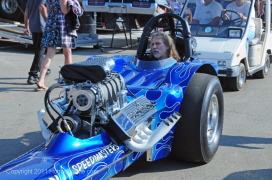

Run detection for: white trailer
[[0, 0, 104, 49]]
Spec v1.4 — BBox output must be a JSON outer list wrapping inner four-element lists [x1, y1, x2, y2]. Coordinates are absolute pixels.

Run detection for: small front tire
[[227, 63, 246, 91]]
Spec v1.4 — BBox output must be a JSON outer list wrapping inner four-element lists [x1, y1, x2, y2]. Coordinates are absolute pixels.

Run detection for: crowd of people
[[24, 0, 83, 91]]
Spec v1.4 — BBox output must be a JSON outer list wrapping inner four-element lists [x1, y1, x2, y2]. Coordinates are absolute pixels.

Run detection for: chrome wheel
[[238, 64, 246, 87], [207, 94, 219, 144]]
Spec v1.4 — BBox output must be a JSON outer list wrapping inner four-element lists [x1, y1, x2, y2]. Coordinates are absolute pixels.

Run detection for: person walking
[[24, 0, 48, 84], [35, 0, 83, 91]]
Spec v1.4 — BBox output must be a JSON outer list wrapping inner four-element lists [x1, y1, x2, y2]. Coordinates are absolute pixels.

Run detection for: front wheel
[[227, 63, 246, 91], [172, 73, 224, 164]]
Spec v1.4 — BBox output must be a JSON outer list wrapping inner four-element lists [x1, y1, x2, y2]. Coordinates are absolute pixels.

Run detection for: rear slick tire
[[172, 73, 224, 164]]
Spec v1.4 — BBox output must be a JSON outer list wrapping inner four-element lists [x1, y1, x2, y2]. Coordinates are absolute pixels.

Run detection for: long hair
[[149, 31, 180, 61]]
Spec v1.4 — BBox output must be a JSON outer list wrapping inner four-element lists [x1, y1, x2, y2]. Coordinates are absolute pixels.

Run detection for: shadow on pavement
[[223, 169, 272, 180], [0, 131, 44, 166]]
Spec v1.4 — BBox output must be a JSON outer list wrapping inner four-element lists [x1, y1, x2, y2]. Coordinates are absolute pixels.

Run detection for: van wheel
[[227, 63, 246, 91], [253, 54, 270, 78], [0, 0, 27, 21], [172, 73, 224, 164]]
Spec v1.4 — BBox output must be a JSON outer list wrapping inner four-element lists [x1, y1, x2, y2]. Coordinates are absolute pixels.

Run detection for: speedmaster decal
[[71, 145, 119, 175]]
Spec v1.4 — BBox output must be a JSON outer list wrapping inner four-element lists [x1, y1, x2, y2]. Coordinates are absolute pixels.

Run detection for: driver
[[149, 31, 180, 61], [135, 31, 180, 69], [192, 0, 223, 25], [221, 0, 255, 56], [221, 0, 255, 27]]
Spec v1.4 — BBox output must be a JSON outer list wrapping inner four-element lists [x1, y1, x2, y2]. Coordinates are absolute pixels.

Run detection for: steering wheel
[[163, 27, 183, 38], [221, 10, 243, 26], [136, 13, 192, 62]]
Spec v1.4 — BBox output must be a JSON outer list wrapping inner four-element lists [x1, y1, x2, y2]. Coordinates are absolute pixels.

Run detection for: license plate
[[109, 6, 127, 13]]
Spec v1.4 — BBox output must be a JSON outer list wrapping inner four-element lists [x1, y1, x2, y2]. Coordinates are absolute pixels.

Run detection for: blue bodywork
[[0, 54, 218, 180]]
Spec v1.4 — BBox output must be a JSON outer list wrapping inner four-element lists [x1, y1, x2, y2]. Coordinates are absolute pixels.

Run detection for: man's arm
[[191, 6, 200, 24], [259, 0, 265, 16], [186, 8, 192, 24], [23, 7, 30, 36], [211, 3, 223, 25], [210, 17, 221, 25], [39, 3, 48, 21], [191, 19, 199, 24], [221, 9, 231, 20], [255, 0, 260, 17]]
